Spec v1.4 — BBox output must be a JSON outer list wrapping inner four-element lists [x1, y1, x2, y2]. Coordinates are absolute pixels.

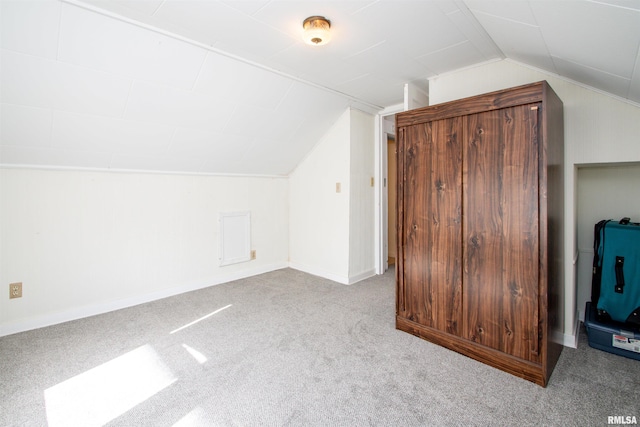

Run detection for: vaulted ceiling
[[1, 0, 639, 176]]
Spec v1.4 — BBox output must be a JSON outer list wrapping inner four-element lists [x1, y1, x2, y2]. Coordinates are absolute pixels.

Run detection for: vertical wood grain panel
[[401, 118, 462, 334], [463, 105, 540, 362], [463, 110, 504, 350], [402, 123, 430, 326], [504, 104, 540, 363]]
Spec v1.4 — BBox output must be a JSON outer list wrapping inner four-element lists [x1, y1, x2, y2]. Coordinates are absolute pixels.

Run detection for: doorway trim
[[374, 103, 403, 274]]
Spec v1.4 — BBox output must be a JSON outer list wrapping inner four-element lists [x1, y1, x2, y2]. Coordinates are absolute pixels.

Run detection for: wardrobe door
[[462, 104, 541, 363], [399, 117, 463, 335]]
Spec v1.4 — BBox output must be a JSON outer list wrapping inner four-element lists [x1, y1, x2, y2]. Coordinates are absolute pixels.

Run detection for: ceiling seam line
[[550, 55, 631, 80], [190, 51, 210, 93], [588, 0, 640, 13], [453, 0, 505, 60], [627, 40, 640, 98], [59, 0, 384, 112], [151, 0, 166, 17], [55, 0, 64, 61], [468, 10, 540, 29]]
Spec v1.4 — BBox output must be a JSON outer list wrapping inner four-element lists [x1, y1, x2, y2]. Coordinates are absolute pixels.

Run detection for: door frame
[[374, 104, 403, 274]]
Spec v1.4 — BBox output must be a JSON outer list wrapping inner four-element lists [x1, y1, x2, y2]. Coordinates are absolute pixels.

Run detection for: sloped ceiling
[[1, 0, 639, 176]]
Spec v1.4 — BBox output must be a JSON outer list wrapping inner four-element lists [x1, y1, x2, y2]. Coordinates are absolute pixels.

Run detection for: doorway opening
[[375, 109, 400, 274], [375, 83, 428, 274], [387, 134, 396, 267]]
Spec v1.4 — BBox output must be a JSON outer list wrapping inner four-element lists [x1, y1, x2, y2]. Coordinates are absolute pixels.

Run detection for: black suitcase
[[591, 217, 640, 326]]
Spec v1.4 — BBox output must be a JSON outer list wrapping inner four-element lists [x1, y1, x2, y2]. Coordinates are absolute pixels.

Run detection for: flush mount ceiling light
[[302, 16, 331, 46]]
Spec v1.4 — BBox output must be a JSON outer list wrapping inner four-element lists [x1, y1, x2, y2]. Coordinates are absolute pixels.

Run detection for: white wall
[[0, 168, 289, 336], [348, 109, 376, 282], [1, 106, 376, 336], [289, 110, 351, 282], [429, 59, 640, 346], [289, 108, 376, 284]]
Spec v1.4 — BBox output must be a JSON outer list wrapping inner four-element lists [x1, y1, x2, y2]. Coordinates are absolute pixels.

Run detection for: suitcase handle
[[615, 256, 625, 294], [619, 217, 630, 225]]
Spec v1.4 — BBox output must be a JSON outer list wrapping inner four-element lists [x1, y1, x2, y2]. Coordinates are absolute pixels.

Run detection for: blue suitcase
[[592, 218, 640, 326]]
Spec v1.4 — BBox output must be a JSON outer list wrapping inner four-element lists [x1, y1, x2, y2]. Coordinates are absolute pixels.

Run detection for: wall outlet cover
[[10, 282, 22, 299]]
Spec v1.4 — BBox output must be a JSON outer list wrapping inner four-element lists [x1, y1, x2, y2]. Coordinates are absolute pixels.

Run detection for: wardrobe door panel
[[463, 104, 540, 362], [400, 118, 463, 334]]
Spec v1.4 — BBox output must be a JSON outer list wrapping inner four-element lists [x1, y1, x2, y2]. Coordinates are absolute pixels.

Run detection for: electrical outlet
[[251, 250, 256, 260], [10, 282, 22, 299]]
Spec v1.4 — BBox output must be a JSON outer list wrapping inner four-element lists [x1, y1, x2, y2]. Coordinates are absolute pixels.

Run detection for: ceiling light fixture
[[302, 16, 331, 46]]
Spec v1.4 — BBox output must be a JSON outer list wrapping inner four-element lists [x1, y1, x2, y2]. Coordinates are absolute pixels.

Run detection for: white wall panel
[[58, 3, 206, 90], [0, 146, 112, 169], [1, 0, 61, 59], [289, 107, 376, 284], [152, 0, 294, 60], [0, 104, 53, 148], [224, 104, 292, 140], [416, 41, 486, 75], [334, 73, 403, 109], [51, 110, 175, 154], [124, 81, 233, 130], [0, 169, 289, 336], [276, 82, 349, 120], [51, 61, 132, 117], [1, 49, 56, 109], [468, 10, 555, 72], [193, 53, 292, 110], [167, 128, 237, 158], [530, 0, 640, 78], [192, 53, 252, 103], [552, 56, 633, 104], [1, 49, 131, 117], [289, 109, 351, 282]]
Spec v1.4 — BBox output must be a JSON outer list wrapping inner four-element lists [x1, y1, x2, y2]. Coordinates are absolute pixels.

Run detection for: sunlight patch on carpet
[[182, 343, 208, 364], [44, 344, 176, 427], [173, 406, 209, 426], [169, 304, 232, 334]]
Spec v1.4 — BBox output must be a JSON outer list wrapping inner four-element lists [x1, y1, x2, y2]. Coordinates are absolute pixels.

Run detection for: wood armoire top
[[396, 81, 551, 128]]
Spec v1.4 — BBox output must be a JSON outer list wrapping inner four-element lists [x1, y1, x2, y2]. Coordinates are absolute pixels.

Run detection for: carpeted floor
[[1, 268, 638, 426]]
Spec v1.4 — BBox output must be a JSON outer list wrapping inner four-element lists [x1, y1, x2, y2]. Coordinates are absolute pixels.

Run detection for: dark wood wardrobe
[[395, 81, 564, 387]]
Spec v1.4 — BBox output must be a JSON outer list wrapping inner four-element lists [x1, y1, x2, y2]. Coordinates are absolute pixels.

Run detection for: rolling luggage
[[592, 218, 640, 326]]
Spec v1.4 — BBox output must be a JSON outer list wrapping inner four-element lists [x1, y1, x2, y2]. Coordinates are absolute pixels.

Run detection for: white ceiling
[[1, 0, 639, 176]]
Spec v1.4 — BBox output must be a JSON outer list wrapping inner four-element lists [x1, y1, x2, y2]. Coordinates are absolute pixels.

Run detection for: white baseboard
[[288, 261, 350, 284], [347, 269, 377, 284], [288, 262, 377, 286], [553, 316, 580, 349], [0, 262, 288, 338]]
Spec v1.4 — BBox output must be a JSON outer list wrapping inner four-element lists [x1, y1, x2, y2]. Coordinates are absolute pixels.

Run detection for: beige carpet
[[1, 267, 638, 426]]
